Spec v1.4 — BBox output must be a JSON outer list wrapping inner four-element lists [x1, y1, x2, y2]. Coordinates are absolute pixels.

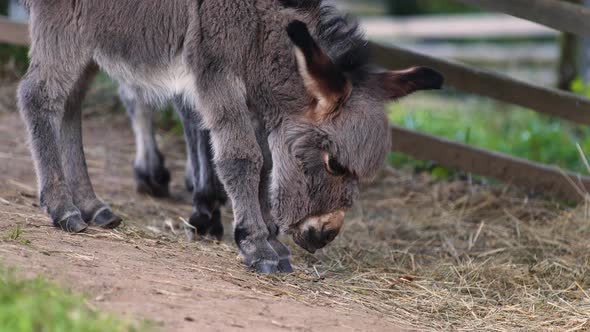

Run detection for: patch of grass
[[0, 267, 150, 332], [385, 0, 480, 16], [0, 44, 29, 78], [156, 104, 184, 136], [7, 225, 23, 241], [5, 225, 31, 246], [388, 93, 590, 175]]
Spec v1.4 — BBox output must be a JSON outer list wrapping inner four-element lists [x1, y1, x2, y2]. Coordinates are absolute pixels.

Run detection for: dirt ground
[[1, 79, 590, 331], [0, 106, 407, 331]]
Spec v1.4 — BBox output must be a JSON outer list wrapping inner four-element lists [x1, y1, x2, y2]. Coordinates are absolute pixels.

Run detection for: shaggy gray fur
[[18, 0, 442, 273]]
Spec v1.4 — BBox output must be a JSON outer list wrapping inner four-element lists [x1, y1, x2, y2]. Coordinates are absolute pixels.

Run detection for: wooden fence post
[[580, 0, 590, 82], [558, 0, 582, 90]]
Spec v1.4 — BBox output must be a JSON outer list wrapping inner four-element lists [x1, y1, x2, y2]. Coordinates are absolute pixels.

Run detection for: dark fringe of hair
[[315, 5, 370, 81], [280, 0, 371, 82]]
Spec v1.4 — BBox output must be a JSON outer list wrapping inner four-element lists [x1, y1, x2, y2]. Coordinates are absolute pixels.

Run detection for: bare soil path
[[0, 111, 402, 332]]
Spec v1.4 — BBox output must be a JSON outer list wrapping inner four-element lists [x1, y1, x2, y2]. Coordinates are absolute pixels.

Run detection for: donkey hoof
[[253, 261, 279, 274], [55, 214, 88, 233], [189, 212, 213, 237], [278, 259, 294, 273], [134, 166, 171, 198], [92, 209, 122, 229], [209, 209, 224, 241]]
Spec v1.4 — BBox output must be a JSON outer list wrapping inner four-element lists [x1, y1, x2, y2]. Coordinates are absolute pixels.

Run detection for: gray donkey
[[18, 0, 443, 273]]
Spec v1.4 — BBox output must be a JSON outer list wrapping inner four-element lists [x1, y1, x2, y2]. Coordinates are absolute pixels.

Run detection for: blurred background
[[1, 0, 590, 176]]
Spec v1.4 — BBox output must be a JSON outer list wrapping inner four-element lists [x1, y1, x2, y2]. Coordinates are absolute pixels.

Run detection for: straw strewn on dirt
[[140, 166, 590, 331]]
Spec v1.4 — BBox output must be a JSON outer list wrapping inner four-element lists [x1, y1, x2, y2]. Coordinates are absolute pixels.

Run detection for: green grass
[[389, 92, 590, 175], [0, 43, 29, 77], [0, 266, 149, 332]]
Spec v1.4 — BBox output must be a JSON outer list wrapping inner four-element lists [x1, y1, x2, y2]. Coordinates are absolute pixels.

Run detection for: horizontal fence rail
[[457, 0, 590, 38], [361, 14, 556, 40], [0, 17, 29, 46], [391, 126, 590, 203], [371, 42, 590, 126]]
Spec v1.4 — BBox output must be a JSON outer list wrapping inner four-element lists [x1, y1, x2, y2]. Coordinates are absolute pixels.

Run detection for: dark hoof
[[92, 208, 122, 229], [189, 209, 224, 240], [189, 212, 213, 237], [54, 214, 88, 233], [278, 259, 294, 273], [253, 261, 279, 274], [134, 166, 171, 198], [209, 210, 224, 241]]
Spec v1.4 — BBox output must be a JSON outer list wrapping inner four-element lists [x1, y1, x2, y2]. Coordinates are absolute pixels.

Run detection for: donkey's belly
[[93, 53, 198, 106]]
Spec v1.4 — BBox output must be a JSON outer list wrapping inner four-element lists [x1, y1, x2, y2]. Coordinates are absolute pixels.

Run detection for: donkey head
[[268, 21, 443, 253]]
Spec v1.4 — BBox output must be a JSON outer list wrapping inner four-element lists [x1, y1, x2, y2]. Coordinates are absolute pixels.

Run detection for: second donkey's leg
[[60, 63, 121, 228], [174, 98, 226, 241], [119, 86, 171, 197]]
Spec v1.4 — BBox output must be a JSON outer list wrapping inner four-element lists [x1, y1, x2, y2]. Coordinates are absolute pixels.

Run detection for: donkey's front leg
[[197, 85, 278, 273], [253, 116, 293, 273]]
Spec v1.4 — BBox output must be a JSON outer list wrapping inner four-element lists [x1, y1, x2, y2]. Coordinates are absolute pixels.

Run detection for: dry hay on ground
[[147, 167, 590, 331], [287, 169, 590, 331]]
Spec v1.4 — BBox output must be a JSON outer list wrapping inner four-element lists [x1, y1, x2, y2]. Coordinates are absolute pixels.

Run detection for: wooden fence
[[373, 0, 590, 203], [0, 16, 28, 46], [1, 2, 590, 202]]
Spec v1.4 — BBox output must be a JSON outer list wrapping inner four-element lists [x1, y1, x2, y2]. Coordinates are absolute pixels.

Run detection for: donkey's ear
[[287, 20, 351, 122], [377, 67, 444, 100]]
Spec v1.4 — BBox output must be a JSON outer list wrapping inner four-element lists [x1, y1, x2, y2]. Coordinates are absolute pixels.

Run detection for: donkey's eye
[[325, 156, 347, 176]]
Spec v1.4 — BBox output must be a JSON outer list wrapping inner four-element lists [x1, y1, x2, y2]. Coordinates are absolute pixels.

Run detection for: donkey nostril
[[323, 229, 338, 243]]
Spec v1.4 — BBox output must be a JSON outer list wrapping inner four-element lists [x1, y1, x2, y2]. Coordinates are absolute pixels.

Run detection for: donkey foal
[[18, 0, 443, 273]]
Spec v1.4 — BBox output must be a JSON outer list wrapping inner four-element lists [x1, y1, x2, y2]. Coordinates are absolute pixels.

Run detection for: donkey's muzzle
[[292, 211, 344, 253]]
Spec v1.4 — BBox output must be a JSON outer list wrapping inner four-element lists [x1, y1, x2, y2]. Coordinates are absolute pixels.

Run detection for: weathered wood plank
[[361, 14, 556, 40], [371, 43, 590, 126], [391, 126, 590, 203], [0, 16, 29, 46], [457, 0, 590, 38]]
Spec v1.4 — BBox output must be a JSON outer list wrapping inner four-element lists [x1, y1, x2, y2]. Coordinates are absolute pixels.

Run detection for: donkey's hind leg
[[185, 144, 195, 192], [60, 63, 121, 229], [173, 97, 226, 241], [119, 85, 171, 197], [18, 60, 90, 233]]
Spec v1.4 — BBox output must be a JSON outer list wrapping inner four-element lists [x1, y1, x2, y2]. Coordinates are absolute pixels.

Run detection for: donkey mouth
[[296, 239, 318, 254], [292, 230, 318, 254]]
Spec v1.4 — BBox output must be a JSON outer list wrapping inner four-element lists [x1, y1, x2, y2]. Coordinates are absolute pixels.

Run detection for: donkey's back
[[27, 0, 192, 103]]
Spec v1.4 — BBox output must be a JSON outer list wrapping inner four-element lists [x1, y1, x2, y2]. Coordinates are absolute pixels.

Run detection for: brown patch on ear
[[378, 66, 444, 100], [287, 20, 352, 122], [302, 78, 351, 123]]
